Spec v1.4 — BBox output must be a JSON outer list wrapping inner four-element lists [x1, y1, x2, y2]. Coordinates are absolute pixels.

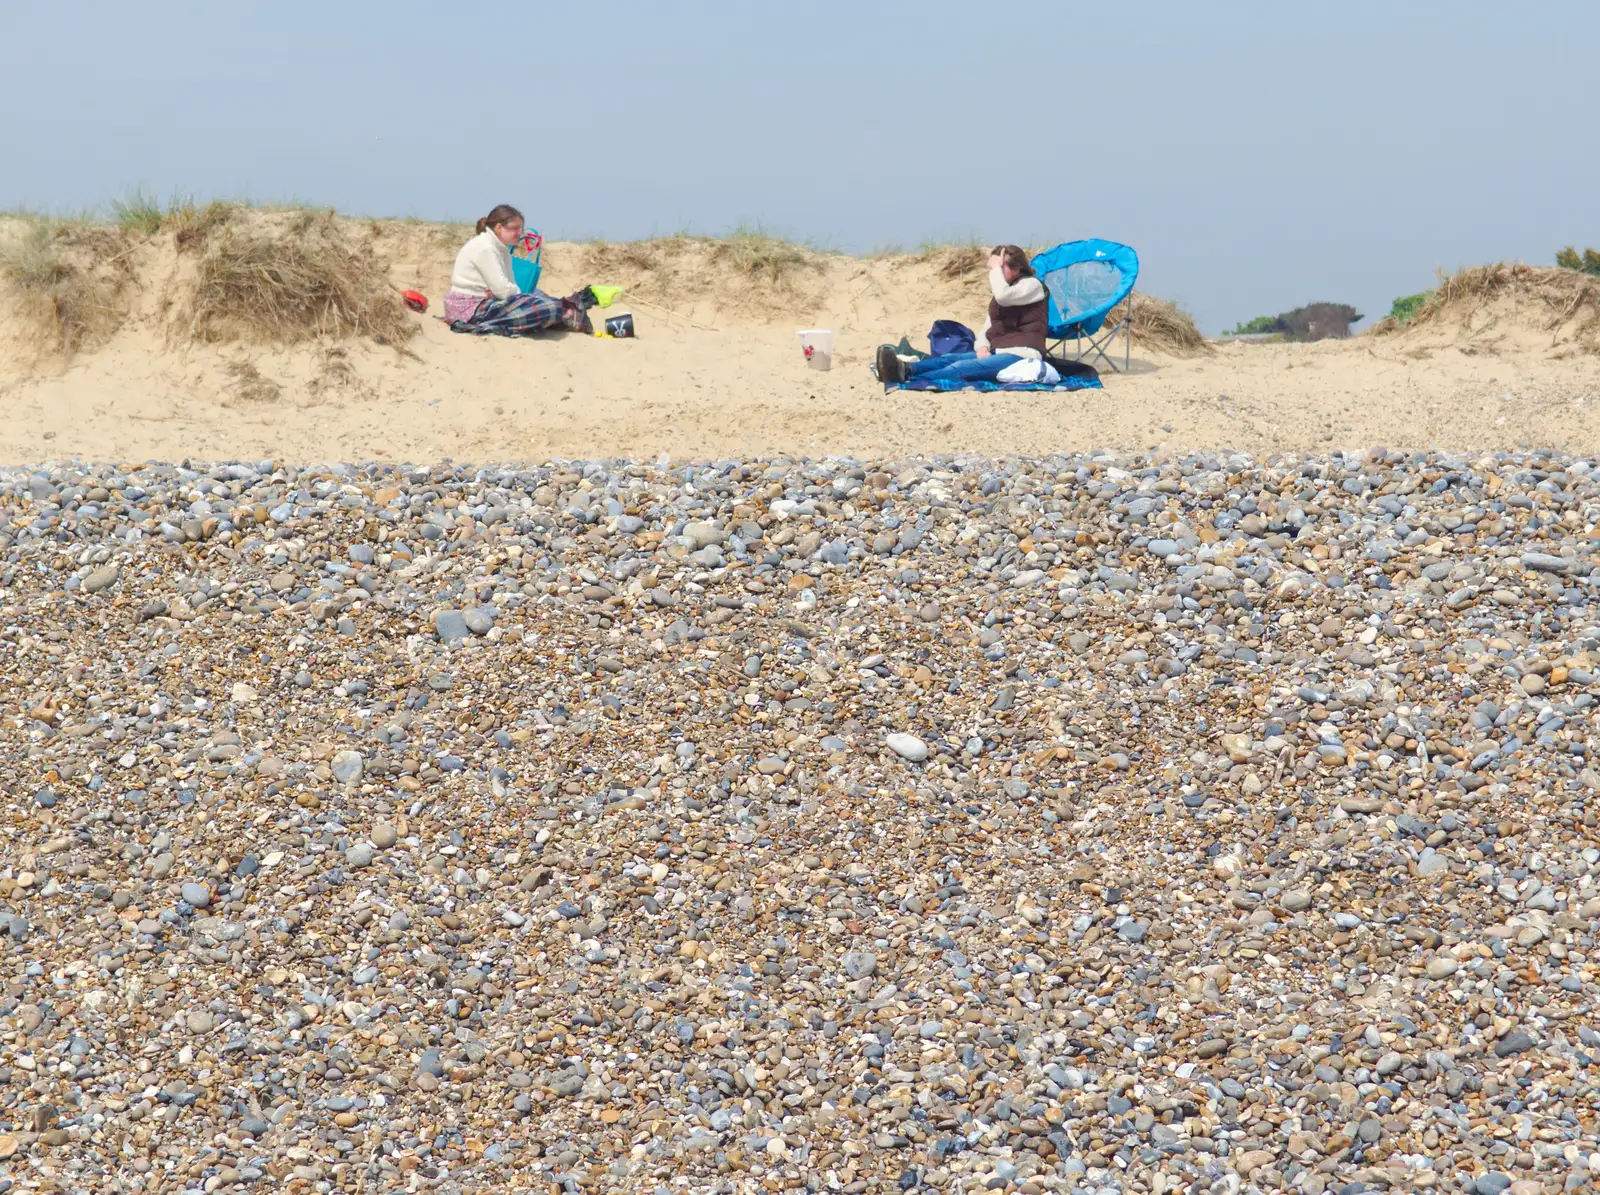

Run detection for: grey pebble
[[330, 749, 363, 784], [1494, 1031, 1536, 1058], [433, 610, 471, 643]]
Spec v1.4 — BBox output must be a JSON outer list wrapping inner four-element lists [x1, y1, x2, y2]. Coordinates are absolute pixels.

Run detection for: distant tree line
[[1557, 246, 1600, 275], [1228, 302, 1363, 341], [1231, 246, 1594, 341]]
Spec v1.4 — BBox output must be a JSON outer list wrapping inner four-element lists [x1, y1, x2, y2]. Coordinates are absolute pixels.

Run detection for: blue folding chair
[[1030, 239, 1139, 373]]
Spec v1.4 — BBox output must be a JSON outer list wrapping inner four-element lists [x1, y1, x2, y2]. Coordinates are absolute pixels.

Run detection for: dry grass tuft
[[167, 200, 240, 252], [582, 230, 824, 301], [1109, 293, 1211, 355], [223, 360, 282, 403], [308, 345, 372, 400], [0, 218, 136, 357], [185, 212, 415, 345], [582, 235, 693, 287], [1370, 263, 1600, 350], [914, 244, 988, 280], [705, 228, 825, 286]]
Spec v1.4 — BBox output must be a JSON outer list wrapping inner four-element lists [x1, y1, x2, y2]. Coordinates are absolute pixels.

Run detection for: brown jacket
[[986, 293, 1049, 356], [980, 265, 1049, 357]]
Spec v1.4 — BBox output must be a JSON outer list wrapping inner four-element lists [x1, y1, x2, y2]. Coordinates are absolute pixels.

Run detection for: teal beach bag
[[511, 230, 543, 294]]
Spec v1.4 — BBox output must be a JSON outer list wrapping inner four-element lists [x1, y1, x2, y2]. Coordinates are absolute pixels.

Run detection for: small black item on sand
[[875, 344, 906, 385]]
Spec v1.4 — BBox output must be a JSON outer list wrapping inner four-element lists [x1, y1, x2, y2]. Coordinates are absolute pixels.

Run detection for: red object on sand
[[402, 290, 428, 313]]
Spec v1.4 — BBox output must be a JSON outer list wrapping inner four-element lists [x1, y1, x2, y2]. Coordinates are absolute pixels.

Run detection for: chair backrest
[[1031, 239, 1139, 337]]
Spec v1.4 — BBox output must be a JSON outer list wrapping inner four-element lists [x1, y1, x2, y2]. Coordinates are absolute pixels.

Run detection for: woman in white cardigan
[[443, 204, 594, 336]]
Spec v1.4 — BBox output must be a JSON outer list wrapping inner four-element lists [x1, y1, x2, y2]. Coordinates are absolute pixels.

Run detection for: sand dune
[[2, 212, 1598, 463]]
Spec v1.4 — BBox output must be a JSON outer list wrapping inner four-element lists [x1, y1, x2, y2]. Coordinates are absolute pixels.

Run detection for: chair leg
[[1082, 319, 1129, 374], [1125, 290, 1133, 372]]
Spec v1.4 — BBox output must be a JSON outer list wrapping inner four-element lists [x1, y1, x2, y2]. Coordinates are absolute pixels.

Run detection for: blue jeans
[[906, 351, 1022, 384]]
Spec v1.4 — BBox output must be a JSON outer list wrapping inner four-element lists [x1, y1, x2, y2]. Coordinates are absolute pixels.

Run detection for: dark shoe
[[875, 344, 905, 385], [577, 285, 600, 309]]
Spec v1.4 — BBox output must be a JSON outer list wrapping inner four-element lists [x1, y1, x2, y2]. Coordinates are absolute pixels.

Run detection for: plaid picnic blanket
[[446, 290, 591, 336], [894, 373, 1101, 393]]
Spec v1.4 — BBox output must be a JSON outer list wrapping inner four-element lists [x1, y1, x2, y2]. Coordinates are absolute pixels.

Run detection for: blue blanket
[[893, 373, 1102, 393]]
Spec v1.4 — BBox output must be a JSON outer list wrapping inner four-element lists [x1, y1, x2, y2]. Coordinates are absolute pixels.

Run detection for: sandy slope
[[3, 218, 1598, 464]]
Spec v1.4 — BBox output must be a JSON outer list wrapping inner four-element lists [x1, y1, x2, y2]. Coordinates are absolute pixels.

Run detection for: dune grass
[[582, 226, 828, 291], [705, 226, 828, 285], [913, 243, 988, 280], [0, 216, 136, 357], [1112, 293, 1211, 355], [99, 191, 333, 243], [88, 190, 247, 249], [185, 210, 415, 346], [582, 233, 692, 276], [1371, 263, 1600, 349], [111, 189, 166, 237], [166, 199, 242, 250]]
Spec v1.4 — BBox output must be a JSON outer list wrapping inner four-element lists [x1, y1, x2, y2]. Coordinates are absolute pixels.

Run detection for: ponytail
[[476, 204, 523, 236]]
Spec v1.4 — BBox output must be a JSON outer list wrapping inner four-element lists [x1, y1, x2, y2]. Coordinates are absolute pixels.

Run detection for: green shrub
[[1229, 314, 1280, 335], [1387, 291, 1434, 325], [1556, 246, 1600, 275]]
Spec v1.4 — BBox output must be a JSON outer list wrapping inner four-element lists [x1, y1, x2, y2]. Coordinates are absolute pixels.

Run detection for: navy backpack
[[928, 319, 975, 356]]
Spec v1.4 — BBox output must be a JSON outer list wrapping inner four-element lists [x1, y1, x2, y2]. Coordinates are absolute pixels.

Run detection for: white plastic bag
[[995, 358, 1061, 385]]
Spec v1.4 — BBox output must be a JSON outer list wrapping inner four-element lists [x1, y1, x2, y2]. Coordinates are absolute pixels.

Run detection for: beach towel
[[894, 357, 1101, 392], [894, 374, 1101, 393], [446, 290, 592, 336]]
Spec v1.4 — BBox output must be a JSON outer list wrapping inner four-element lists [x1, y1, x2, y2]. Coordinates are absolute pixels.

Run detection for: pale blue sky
[[3, 1, 1596, 332]]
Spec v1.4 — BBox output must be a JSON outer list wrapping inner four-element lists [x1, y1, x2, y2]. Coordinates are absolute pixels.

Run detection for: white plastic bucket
[[797, 329, 833, 371]]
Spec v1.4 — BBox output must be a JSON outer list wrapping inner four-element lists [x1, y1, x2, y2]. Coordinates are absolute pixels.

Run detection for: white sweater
[[450, 229, 520, 299], [978, 266, 1048, 359]]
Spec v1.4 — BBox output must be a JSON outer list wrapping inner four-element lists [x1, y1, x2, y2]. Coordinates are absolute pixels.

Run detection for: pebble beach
[[3, 449, 1600, 1195]]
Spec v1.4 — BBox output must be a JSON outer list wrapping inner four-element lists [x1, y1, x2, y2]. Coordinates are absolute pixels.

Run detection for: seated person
[[876, 245, 1048, 384], [444, 204, 593, 335]]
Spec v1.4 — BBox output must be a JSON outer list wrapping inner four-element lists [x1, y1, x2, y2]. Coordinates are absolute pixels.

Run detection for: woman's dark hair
[[997, 244, 1035, 277], [476, 204, 523, 236]]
